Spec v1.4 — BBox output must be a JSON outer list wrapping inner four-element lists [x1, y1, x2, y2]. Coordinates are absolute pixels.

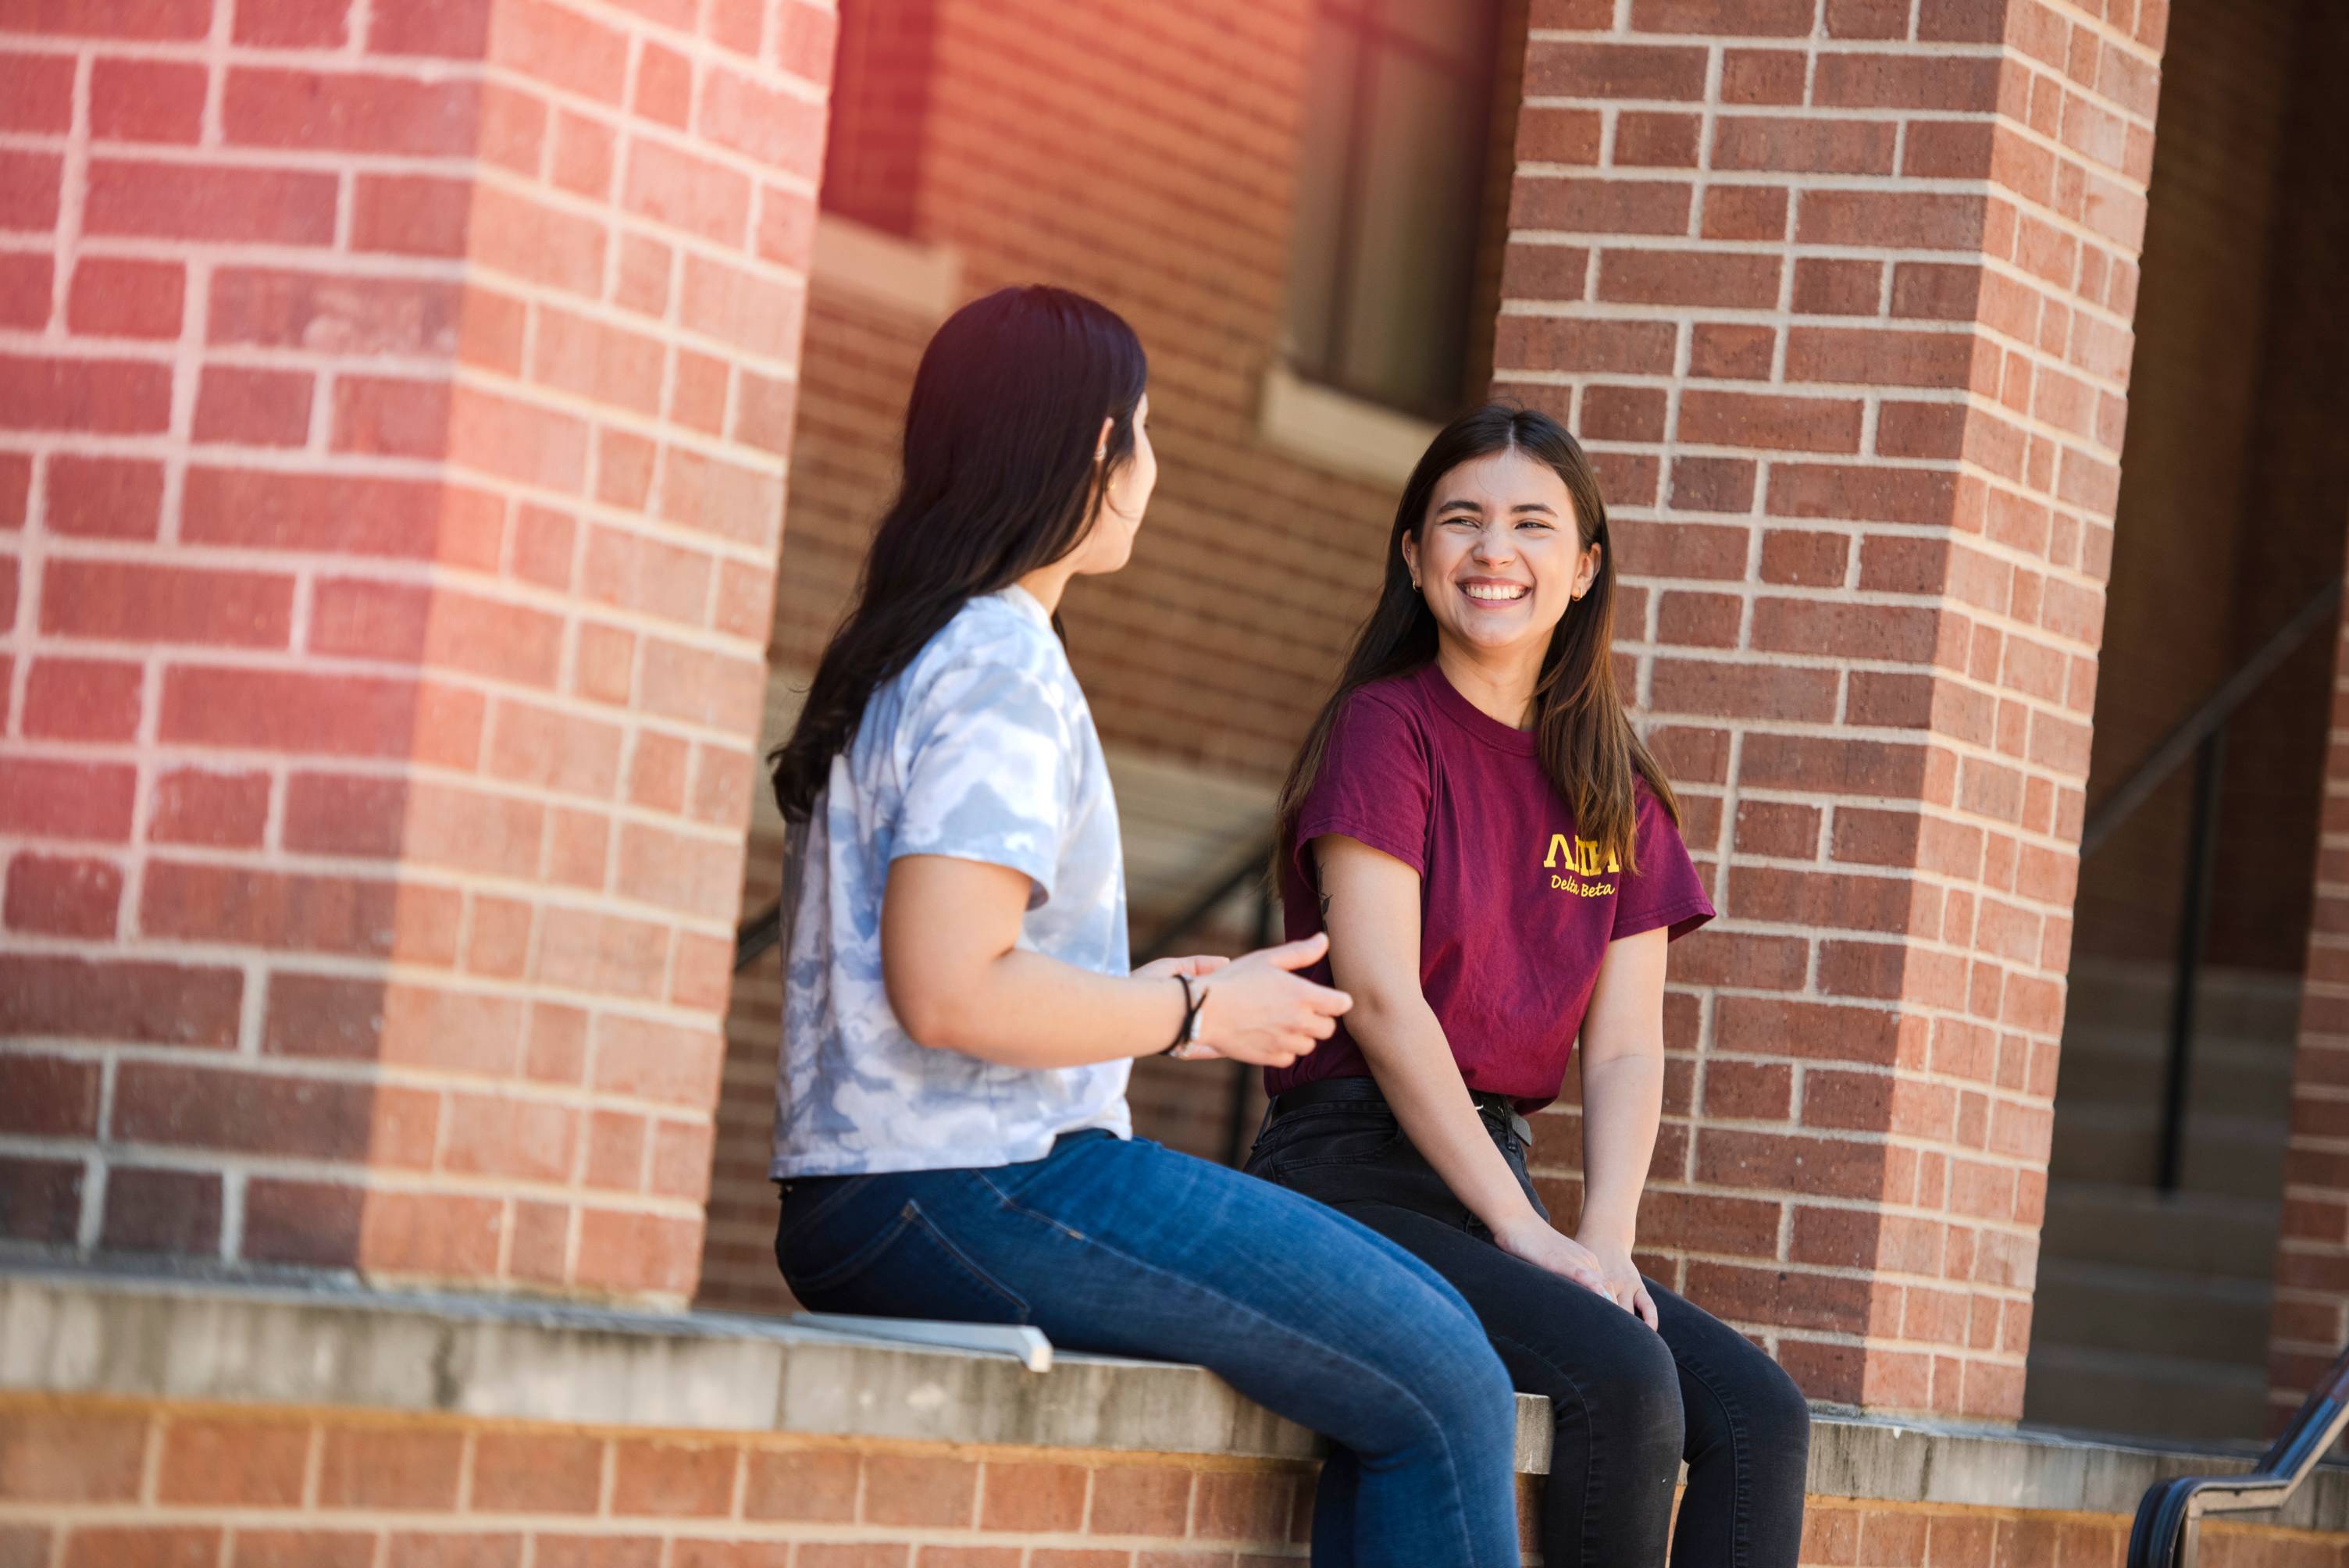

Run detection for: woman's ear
[[1578, 541, 1602, 598], [1400, 531, 1420, 586], [1094, 414, 1114, 462]]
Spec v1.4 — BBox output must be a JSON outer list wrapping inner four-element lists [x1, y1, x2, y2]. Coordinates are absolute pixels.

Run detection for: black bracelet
[[1161, 972, 1206, 1055]]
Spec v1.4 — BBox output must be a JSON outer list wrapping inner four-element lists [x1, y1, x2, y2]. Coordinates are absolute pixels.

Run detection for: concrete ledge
[[1256, 362, 1439, 488], [6, 1266, 2346, 1531]]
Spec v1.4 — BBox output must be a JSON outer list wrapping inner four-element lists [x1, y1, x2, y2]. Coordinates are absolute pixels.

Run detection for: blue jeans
[[775, 1130, 1523, 1566]]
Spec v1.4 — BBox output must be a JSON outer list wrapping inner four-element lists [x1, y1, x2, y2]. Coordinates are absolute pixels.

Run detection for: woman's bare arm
[[881, 853, 1349, 1070], [1314, 834, 1610, 1299], [1574, 925, 1670, 1327]]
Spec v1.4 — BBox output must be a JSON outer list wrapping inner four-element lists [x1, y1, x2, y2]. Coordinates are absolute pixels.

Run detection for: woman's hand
[[1578, 1232, 1661, 1330], [1133, 953, 1230, 1061], [1132, 953, 1231, 983], [1491, 1213, 1609, 1297], [1182, 932, 1351, 1068]]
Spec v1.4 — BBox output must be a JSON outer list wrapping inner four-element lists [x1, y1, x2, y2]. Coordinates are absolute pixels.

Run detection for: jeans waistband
[[1267, 1074, 1534, 1148]]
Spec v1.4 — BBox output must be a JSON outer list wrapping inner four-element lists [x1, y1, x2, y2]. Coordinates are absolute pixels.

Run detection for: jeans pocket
[[775, 1173, 875, 1247], [786, 1199, 1032, 1325]]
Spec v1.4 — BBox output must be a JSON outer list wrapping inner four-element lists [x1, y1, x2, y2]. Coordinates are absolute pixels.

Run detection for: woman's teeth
[[1463, 583, 1527, 602]]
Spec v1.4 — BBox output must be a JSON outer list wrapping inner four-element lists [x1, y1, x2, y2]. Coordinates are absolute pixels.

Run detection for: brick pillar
[[2268, 583, 2349, 1424], [1497, 0, 2165, 1419], [0, 0, 833, 1305]]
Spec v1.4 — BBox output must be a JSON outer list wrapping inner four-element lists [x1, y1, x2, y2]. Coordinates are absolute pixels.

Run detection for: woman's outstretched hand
[[1167, 931, 1351, 1068], [1133, 953, 1232, 982]]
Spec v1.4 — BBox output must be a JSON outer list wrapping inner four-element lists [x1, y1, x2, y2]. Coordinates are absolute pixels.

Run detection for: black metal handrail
[[736, 901, 783, 972], [2127, 1345, 2349, 1566], [1133, 840, 1275, 968], [2080, 579, 2341, 859], [2074, 578, 2342, 1192], [1132, 842, 1281, 1167]]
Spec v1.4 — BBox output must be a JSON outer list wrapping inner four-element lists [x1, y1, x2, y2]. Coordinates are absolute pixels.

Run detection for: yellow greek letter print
[[1544, 833, 1622, 875]]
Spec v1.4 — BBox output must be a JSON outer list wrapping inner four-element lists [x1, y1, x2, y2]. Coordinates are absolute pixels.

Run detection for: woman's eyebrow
[[1435, 497, 1558, 516]]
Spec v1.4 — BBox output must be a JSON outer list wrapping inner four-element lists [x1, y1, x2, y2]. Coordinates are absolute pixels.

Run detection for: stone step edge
[[3, 1263, 2347, 1531]]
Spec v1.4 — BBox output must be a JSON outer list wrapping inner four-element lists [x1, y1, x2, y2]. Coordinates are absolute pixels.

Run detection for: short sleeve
[[891, 655, 1073, 906], [1612, 789, 1715, 942], [1292, 692, 1433, 887]]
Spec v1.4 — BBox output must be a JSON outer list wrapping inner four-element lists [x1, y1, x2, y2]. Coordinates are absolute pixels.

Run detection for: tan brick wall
[[1494, 0, 2166, 1418], [0, 0, 832, 1304]]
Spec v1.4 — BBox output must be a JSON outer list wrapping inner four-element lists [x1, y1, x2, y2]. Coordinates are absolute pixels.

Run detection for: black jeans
[[1244, 1082, 1809, 1568]]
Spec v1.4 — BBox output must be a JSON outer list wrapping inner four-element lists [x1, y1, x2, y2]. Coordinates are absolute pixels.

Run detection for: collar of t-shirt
[[996, 583, 1052, 629], [1414, 661, 1538, 756]]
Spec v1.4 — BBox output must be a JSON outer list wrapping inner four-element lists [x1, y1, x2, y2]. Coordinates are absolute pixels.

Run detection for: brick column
[[2268, 583, 2349, 1424], [0, 0, 832, 1305], [1497, 0, 2164, 1418]]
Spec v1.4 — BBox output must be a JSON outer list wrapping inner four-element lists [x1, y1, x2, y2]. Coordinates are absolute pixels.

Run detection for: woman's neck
[[1015, 561, 1077, 615], [1434, 638, 1544, 731]]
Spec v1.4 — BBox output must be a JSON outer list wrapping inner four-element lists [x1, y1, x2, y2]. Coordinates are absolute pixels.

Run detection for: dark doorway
[[2026, 0, 2349, 1442]]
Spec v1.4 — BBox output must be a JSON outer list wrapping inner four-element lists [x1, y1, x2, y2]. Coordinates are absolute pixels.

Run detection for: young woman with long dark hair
[[766, 286, 1524, 1566], [1246, 404, 1811, 1565]]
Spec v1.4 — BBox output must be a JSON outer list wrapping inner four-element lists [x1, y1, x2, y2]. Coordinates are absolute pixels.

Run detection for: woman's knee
[[1419, 1309, 1519, 1434], [1536, 1316, 1684, 1456], [1744, 1351, 1813, 1468], [1608, 1324, 1688, 1450]]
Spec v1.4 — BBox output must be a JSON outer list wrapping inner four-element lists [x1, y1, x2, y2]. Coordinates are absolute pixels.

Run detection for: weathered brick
[[84, 159, 337, 244], [41, 559, 294, 646], [3, 852, 123, 937]]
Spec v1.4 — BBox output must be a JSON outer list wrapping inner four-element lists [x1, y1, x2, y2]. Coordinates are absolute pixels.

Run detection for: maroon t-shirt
[[1268, 662, 1714, 1112]]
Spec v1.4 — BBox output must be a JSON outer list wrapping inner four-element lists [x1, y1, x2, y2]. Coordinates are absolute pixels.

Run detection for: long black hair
[[1276, 403, 1677, 875], [769, 284, 1148, 822]]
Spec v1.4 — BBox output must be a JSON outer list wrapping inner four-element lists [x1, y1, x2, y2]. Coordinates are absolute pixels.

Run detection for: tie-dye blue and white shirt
[[772, 585, 1133, 1177]]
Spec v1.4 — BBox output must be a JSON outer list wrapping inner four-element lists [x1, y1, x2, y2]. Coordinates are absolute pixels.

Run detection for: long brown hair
[[769, 285, 1146, 822], [1275, 403, 1677, 879]]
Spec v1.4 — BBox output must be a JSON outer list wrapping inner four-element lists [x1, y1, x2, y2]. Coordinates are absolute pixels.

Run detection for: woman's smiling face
[[1401, 447, 1600, 659]]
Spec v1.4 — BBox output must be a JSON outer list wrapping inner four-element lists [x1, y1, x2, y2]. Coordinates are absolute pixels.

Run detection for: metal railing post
[[1221, 879, 1281, 1168]]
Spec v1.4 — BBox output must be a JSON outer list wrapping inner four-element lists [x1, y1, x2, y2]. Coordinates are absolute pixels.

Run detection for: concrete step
[[2022, 1341, 2272, 1444], [2041, 1182, 2281, 1279], [2032, 1257, 2274, 1364], [2046, 1104, 2289, 1196]]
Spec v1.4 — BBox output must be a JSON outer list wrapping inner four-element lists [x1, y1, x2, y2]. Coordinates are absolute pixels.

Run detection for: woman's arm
[[1314, 834, 1610, 1299], [882, 853, 1351, 1070], [1574, 925, 1670, 1327]]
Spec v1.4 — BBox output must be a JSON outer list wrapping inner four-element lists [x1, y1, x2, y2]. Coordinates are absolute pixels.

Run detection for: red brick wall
[[0, 0, 832, 1303], [2269, 490, 2349, 1416], [782, 0, 1431, 780], [2261, 0, 2349, 1427], [1495, 0, 2165, 1418], [8, 1395, 2349, 1567]]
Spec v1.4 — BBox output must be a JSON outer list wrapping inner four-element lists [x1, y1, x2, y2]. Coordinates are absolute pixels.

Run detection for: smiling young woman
[[1246, 404, 1812, 1566]]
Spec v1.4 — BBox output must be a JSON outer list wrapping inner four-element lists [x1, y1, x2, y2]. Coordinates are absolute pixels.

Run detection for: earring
[[1096, 447, 1107, 460]]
